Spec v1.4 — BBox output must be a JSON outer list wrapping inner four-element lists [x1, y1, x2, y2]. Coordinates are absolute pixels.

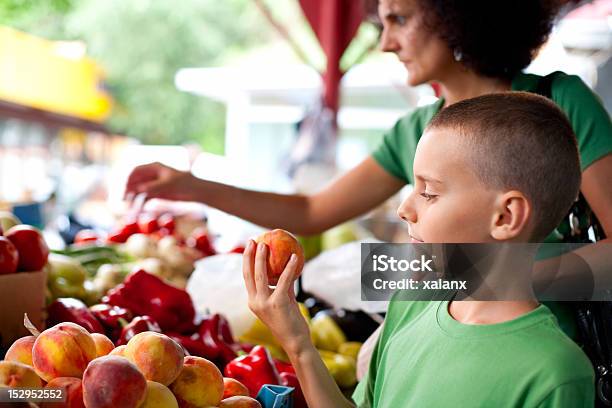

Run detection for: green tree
[[0, 0, 78, 39], [61, 0, 273, 151]]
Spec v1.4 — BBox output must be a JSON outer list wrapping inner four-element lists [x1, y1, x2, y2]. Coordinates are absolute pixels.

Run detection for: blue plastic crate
[[256, 384, 294, 408]]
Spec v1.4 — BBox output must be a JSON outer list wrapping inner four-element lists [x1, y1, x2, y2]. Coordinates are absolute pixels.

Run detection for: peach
[[169, 356, 223, 408], [218, 396, 262, 408], [255, 229, 304, 285], [140, 381, 179, 408], [0, 361, 43, 387], [82, 356, 147, 408], [124, 332, 184, 386], [91, 333, 114, 357], [109, 345, 127, 357], [4, 336, 36, 366], [223, 377, 249, 399], [41, 377, 85, 408], [32, 322, 97, 382]]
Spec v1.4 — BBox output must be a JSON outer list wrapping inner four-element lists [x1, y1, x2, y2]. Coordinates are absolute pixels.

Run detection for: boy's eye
[[420, 192, 437, 202]]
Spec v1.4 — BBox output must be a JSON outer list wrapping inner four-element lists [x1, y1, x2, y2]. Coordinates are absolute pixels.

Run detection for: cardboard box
[[0, 269, 47, 348]]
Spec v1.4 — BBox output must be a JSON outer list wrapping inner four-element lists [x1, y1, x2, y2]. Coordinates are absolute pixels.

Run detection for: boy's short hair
[[427, 92, 581, 241]]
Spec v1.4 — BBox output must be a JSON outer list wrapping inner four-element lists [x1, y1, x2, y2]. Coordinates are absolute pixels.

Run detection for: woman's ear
[[490, 191, 532, 240]]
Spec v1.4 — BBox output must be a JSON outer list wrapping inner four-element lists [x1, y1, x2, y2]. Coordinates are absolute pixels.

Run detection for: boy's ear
[[490, 191, 532, 240]]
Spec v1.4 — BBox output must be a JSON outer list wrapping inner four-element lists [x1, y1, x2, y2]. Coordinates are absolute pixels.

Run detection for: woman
[[126, 0, 611, 246]]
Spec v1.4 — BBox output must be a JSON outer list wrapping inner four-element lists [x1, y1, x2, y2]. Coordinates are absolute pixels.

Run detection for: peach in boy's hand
[[255, 229, 304, 286], [242, 240, 311, 356]]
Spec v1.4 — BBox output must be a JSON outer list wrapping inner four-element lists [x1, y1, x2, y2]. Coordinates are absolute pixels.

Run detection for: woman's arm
[[125, 157, 405, 235], [534, 154, 612, 292], [581, 154, 612, 239], [242, 240, 355, 408], [576, 154, 612, 288]]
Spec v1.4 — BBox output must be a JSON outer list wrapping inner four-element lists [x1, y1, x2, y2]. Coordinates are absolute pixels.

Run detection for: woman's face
[[378, 0, 456, 86]]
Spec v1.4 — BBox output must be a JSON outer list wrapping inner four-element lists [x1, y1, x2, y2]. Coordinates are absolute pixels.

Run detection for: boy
[[242, 92, 594, 407]]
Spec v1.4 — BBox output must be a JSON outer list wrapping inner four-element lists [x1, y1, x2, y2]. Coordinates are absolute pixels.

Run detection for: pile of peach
[[1, 323, 262, 408]]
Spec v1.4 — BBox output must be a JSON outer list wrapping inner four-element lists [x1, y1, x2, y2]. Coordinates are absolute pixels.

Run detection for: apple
[[0, 236, 19, 274], [6, 225, 49, 271]]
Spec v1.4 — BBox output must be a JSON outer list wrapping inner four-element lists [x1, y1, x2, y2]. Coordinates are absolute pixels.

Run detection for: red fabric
[[299, 0, 364, 114]]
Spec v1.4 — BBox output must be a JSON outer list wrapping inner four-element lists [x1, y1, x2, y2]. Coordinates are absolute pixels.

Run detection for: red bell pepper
[[274, 359, 306, 408], [117, 315, 161, 346], [239, 342, 255, 354], [46, 298, 105, 334], [103, 269, 195, 332], [279, 372, 307, 408], [89, 304, 133, 342], [274, 359, 296, 375], [199, 314, 238, 367], [224, 345, 281, 397]]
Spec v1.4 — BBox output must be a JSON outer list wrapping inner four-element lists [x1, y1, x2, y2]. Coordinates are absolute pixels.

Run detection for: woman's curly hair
[[416, 0, 563, 80]]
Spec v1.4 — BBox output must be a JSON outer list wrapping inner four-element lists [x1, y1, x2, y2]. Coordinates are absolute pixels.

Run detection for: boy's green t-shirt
[[352, 300, 594, 407]]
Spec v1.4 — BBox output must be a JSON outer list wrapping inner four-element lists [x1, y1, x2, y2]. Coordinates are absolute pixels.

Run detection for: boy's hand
[[244, 240, 355, 408], [243, 240, 311, 356]]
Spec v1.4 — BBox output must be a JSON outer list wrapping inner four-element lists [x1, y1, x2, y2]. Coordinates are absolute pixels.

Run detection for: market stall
[[1, 0, 611, 407]]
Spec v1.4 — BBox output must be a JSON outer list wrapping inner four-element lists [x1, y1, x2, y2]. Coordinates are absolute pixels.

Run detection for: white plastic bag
[[186, 254, 255, 337], [302, 240, 389, 313]]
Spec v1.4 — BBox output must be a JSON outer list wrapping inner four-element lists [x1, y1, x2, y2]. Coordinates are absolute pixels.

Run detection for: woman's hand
[[124, 162, 198, 202], [243, 239, 311, 356]]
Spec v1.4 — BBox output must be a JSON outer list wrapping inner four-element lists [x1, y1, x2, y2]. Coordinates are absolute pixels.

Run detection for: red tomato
[[74, 229, 100, 244], [229, 246, 245, 254], [5, 225, 49, 271], [138, 214, 159, 234], [187, 228, 216, 256], [157, 213, 175, 232], [0, 236, 19, 274]]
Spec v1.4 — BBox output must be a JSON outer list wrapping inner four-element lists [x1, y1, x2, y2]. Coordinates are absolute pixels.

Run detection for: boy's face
[[397, 127, 502, 243]]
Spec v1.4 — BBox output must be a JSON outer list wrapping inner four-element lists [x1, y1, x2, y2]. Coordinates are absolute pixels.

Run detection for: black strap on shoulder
[[534, 71, 562, 99], [533, 71, 558, 99]]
